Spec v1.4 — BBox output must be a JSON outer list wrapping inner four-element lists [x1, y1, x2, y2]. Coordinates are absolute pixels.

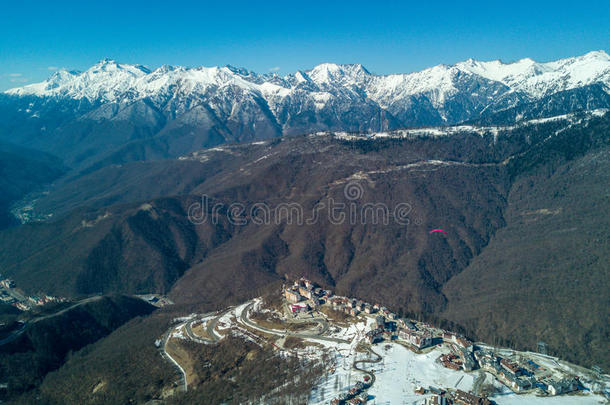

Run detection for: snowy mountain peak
[[306, 63, 370, 86], [4, 51, 610, 115], [580, 50, 610, 61], [94, 58, 118, 67], [88, 59, 150, 75], [454, 52, 610, 98], [294, 71, 311, 84]]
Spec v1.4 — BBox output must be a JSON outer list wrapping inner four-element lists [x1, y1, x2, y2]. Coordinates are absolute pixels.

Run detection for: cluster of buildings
[[363, 314, 434, 350], [451, 388, 494, 405], [0, 279, 15, 289], [136, 294, 173, 308], [543, 377, 580, 395], [283, 278, 476, 361], [0, 290, 15, 304], [283, 277, 332, 311], [432, 337, 581, 396], [472, 349, 581, 395], [439, 353, 463, 371], [280, 277, 586, 400], [399, 327, 434, 350], [330, 377, 371, 404], [421, 369, 581, 405], [422, 388, 494, 405], [317, 289, 437, 351], [329, 296, 403, 321], [365, 316, 388, 344], [13, 295, 66, 311], [0, 277, 65, 310], [441, 333, 477, 372]]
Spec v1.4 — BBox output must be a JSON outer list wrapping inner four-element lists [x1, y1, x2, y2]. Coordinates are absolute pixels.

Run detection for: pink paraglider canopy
[[429, 229, 447, 235]]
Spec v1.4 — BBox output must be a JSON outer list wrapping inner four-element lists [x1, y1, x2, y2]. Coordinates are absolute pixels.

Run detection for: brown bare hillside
[[0, 112, 608, 369]]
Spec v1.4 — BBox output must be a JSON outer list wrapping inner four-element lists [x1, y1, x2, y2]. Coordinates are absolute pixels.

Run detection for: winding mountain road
[[160, 301, 351, 394], [184, 311, 217, 344], [206, 308, 233, 341], [0, 295, 103, 347], [160, 309, 232, 391], [160, 329, 188, 393], [239, 302, 350, 344], [353, 346, 382, 388]]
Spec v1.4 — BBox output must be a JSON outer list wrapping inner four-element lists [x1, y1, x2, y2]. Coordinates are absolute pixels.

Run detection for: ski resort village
[[161, 277, 609, 404]]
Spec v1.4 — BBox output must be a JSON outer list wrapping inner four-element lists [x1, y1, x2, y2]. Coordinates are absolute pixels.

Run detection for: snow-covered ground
[[324, 315, 372, 342], [215, 314, 232, 331], [309, 342, 607, 404], [308, 346, 367, 404], [170, 324, 188, 340], [367, 344, 475, 404], [234, 301, 251, 319], [328, 108, 609, 143], [310, 343, 478, 405]]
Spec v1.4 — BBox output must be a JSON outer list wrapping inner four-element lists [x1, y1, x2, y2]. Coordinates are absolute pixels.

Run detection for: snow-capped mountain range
[[7, 50, 610, 110], [1, 51, 609, 169]]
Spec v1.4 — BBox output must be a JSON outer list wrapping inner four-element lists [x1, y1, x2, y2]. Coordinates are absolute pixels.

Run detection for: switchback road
[[353, 346, 382, 388], [240, 302, 350, 344]]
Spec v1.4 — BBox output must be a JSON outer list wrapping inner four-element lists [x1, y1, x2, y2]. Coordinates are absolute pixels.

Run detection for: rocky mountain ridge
[[1, 51, 608, 171]]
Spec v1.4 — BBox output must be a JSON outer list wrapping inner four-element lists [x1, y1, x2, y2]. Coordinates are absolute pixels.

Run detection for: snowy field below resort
[[309, 342, 607, 404]]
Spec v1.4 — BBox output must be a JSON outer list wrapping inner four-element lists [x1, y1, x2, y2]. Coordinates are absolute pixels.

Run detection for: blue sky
[[0, 0, 608, 90]]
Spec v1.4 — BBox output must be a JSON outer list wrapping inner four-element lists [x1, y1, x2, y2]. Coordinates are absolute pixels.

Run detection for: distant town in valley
[[0, 276, 66, 311]]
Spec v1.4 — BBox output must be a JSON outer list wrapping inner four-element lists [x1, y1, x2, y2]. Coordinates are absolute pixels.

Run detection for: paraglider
[[429, 229, 447, 235]]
